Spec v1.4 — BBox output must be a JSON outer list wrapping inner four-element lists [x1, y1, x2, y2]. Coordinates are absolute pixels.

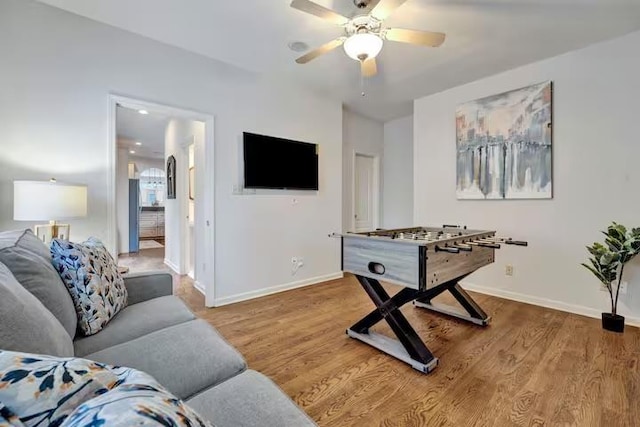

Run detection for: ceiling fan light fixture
[[343, 33, 383, 61]]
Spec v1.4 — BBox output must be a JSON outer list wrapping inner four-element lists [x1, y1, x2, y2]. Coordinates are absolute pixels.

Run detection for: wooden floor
[[122, 251, 640, 426], [118, 248, 167, 272]]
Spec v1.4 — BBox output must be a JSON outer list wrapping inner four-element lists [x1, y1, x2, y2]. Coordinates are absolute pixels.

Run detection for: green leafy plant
[[581, 222, 640, 315]]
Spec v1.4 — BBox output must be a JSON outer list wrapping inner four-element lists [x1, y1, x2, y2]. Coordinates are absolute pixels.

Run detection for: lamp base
[[34, 221, 71, 244]]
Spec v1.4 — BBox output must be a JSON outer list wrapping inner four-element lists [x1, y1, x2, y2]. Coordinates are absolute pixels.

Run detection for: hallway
[[118, 249, 203, 309]]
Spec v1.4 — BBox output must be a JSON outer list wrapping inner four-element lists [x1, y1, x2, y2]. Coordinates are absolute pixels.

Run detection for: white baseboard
[[193, 280, 205, 296], [461, 281, 640, 327], [213, 272, 344, 307], [163, 258, 181, 275]]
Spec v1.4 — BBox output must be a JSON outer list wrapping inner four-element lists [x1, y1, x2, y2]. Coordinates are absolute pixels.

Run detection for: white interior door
[[354, 154, 377, 232]]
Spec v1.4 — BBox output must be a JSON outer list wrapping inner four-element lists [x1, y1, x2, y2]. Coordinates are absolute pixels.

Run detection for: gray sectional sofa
[[0, 229, 316, 426]]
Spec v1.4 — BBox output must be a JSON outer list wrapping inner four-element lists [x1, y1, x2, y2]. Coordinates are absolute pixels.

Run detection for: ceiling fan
[[290, 0, 445, 78]]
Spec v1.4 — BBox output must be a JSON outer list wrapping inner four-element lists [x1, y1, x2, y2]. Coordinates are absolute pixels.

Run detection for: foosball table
[[334, 225, 527, 373]]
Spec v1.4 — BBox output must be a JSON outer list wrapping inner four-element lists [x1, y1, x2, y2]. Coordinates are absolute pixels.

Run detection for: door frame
[[107, 94, 216, 305], [351, 150, 381, 232], [181, 136, 195, 279]]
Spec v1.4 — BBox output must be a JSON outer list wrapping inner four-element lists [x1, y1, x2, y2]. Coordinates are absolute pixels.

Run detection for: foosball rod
[[435, 245, 460, 253], [485, 237, 528, 246], [475, 239, 510, 247], [466, 241, 501, 249], [452, 243, 472, 251]]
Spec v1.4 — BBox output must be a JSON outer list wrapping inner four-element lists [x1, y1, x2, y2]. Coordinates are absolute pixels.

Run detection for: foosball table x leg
[[347, 275, 439, 373], [414, 278, 491, 326]]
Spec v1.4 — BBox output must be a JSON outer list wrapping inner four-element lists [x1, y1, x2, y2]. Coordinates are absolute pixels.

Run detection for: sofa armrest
[[123, 271, 173, 305]]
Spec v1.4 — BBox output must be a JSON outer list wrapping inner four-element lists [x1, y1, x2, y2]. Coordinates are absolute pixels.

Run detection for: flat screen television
[[243, 132, 319, 190]]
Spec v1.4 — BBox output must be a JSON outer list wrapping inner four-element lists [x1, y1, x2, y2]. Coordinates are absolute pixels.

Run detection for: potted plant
[[581, 222, 640, 333]]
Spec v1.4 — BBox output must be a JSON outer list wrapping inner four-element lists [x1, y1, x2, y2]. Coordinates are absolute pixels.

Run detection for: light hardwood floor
[[121, 251, 640, 426]]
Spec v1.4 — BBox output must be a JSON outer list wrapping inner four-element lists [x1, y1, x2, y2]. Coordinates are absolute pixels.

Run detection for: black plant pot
[[602, 313, 625, 333]]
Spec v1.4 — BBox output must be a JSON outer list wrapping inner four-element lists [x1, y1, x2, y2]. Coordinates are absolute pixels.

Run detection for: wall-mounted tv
[[243, 132, 319, 190]]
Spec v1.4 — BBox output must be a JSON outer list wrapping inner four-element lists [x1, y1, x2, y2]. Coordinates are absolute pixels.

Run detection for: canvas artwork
[[456, 81, 552, 199]]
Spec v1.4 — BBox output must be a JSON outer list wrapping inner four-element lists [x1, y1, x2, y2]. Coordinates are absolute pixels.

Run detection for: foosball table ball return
[[334, 226, 527, 374]]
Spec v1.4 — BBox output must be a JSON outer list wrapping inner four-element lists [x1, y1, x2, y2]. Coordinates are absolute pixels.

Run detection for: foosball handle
[[453, 245, 472, 252], [478, 242, 501, 249], [505, 240, 528, 246], [436, 246, 460, 254]]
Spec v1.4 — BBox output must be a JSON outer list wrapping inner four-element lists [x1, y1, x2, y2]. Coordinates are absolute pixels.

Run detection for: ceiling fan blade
[[361, 57, 377, 77], [290, 0, 349, 25], [385, 28, 445, 47], [295, 38, 345, 64], [370, 0, 408, 21]]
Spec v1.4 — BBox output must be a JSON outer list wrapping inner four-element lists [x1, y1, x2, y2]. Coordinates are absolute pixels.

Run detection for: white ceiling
[[39, 0, 640, 121], [116, 106, 168, 159]]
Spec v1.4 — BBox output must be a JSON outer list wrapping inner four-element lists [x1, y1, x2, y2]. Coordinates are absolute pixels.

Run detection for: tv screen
[[243, 132, 319, 190]]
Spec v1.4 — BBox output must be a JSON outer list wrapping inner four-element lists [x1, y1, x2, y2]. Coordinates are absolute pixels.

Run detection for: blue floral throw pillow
[[50, 238, 128, 336], [0, 351, 213, 427]]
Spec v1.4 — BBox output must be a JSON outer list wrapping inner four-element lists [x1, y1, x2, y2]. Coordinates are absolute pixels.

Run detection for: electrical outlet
[[291, 257, 304, 275], [505, 265, 514, 276]]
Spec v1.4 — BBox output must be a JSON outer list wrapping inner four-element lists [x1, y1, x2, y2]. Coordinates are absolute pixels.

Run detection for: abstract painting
[[456, 81, 552, 199]]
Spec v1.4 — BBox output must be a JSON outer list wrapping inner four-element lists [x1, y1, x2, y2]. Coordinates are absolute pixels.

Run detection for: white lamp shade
[[14, 181, 87, 221], [343, 33, 383, 61]]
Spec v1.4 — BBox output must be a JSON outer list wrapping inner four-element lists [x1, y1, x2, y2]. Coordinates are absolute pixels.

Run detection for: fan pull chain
[[360, 67, 366, 97]]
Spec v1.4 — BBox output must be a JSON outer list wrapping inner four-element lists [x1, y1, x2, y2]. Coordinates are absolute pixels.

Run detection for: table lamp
[[13, 180, 88, 243]]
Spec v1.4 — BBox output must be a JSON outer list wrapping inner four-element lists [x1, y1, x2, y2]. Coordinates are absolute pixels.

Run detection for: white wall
[[164, 118, 204, 278], [129, 156, 164, 179], [342, 109, 384, 232], [188, 143, 195, 278], [116, 150, 164, 255], [414, 30, 640, 324], [383, 115, 413, 228], [116, 148, 130, 254], [0, 0, 343, 306]]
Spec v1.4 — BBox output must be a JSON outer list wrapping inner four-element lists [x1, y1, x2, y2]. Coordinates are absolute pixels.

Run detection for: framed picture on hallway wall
[[167, 155, 176, 199], [455, 81, 553, 200]]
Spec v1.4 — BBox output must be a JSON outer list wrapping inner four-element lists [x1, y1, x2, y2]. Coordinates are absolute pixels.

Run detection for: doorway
[[115, 105, 168, 263], [108, 95, 215, 306], [353, 152, 380, 232]]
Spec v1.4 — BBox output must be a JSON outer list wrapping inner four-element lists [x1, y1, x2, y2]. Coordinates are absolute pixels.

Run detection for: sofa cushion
[[50, 238, 128, 336], [74, 295, 196, 356], [86, 319, 247, 400], [186, 370, 317, 427], [0, 262, 73, 357], [124, 271, 173, 305], [0, 229, 77, 338], [62, 380, 214, 427], [0, 350, 212, 427]]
